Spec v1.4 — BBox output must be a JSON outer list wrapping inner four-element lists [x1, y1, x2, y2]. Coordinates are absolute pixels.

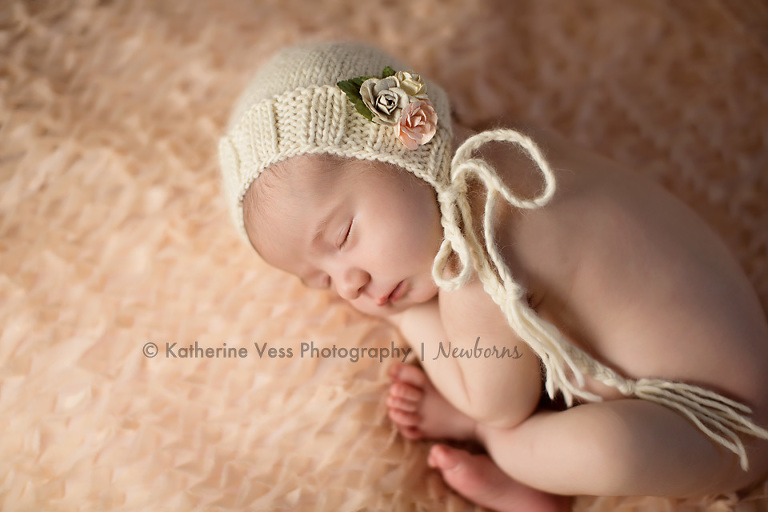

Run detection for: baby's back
[[477, 122, 768, 409]]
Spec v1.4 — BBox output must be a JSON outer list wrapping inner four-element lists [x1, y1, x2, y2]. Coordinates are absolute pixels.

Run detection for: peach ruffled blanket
[[2, 1, 767, 510]]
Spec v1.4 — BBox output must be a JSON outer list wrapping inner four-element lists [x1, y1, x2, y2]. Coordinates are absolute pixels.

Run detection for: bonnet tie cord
[[431, 128, 768, 471]]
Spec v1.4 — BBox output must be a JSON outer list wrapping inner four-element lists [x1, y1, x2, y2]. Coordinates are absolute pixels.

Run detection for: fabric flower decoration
[[359, 77, 410, 126], [394, 71, 428, 99], [396, 100, 438, 150], [338, 66, 438, 150]]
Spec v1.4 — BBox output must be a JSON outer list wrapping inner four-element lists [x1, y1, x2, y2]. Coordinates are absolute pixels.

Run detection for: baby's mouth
[[377, 280, 406, 306]]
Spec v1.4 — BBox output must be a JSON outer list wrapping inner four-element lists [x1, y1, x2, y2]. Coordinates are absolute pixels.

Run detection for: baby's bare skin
[[244, 117, 768, 510], [387, 120, 768, 505]]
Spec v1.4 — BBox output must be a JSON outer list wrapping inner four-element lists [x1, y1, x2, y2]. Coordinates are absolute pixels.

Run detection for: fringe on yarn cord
[[631, 379, 768, 470], [431, 128, 768, 472]]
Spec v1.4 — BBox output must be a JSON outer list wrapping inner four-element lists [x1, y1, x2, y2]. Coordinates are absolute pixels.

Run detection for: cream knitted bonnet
[[219, 41, 768, 470], [218, 41, 453, 239]]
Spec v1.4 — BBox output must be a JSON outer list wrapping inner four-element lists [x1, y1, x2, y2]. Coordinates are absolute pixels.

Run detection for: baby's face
[[244, 154, 443, 317]]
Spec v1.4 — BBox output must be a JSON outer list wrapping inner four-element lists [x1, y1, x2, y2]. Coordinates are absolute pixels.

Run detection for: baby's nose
[[336, 268, 369, 301]]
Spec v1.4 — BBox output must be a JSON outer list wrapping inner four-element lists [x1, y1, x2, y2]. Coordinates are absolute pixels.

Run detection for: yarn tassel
[[433, 128, 768, 472]]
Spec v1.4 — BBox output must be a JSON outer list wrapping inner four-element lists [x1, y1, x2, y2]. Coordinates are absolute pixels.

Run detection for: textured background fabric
[[1, 1, 767, 510]]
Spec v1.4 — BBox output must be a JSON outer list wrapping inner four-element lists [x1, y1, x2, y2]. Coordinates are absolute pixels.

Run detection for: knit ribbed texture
[[219, 42, 453, 241]]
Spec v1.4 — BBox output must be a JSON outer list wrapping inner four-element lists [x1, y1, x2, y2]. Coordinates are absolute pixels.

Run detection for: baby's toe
[[388, 407, 421, 427], [394, 364, 427, 388], [388, 363, 406, 380], [387, 394, 419, 412], [389, 381, 423, 401], [398, 425, 423, 440]]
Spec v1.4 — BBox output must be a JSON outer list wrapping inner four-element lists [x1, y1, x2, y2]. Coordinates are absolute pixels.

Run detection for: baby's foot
[[386, 363, 477, 441], [428, 444, 571, 512]]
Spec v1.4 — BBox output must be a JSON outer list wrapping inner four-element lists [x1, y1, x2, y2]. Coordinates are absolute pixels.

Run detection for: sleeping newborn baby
[[219, 41, 768, 511]]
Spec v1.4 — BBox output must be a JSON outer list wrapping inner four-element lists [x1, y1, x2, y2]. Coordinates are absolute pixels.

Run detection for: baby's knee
[[466, 385, 541, 430]]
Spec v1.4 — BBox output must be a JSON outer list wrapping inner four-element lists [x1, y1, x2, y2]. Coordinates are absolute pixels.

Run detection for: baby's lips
[[376, 282, 398, 306]]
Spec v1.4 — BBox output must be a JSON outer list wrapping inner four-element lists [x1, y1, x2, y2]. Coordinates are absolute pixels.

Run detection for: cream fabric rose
[[360, 77, 410, 126], [396, 99, 438, 150], [395, 71, 427, 99]]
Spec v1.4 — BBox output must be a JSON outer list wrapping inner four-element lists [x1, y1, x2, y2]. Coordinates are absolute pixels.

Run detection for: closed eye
[[338, 220, 352, 249]]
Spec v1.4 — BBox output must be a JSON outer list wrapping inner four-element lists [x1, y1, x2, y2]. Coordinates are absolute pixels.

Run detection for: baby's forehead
[[245, 155, 344, 222], [259, 154, 370, 193], [260, 154, 340, 195], [249, 154, 425, 211]]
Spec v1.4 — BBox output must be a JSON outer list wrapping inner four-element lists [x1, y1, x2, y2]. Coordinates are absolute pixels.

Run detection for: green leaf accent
[[355, 76, 372, 86], [337, 79, 361, 101], [337, 76, 374, 121], [337, 68, 399, 122], [353, 99, 374, 121]]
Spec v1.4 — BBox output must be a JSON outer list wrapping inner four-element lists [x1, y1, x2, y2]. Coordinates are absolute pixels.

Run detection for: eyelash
[[338, 220, 352, 249]]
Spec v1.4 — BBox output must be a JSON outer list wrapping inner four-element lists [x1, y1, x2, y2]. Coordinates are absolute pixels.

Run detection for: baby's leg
[[388, 364, 571, 512], [388, 363, 766, 501], [476, 399, 757, 497]]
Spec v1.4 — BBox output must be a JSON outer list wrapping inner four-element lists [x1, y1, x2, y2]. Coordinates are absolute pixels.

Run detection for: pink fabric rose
[[396, 99, 438, 150]]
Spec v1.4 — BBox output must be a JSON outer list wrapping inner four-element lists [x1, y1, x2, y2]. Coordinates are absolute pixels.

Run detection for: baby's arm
[[391, 275, 542, 429]]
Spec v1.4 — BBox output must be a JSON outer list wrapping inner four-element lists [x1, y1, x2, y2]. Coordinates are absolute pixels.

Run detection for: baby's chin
[[338, 300, 397, 319]]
